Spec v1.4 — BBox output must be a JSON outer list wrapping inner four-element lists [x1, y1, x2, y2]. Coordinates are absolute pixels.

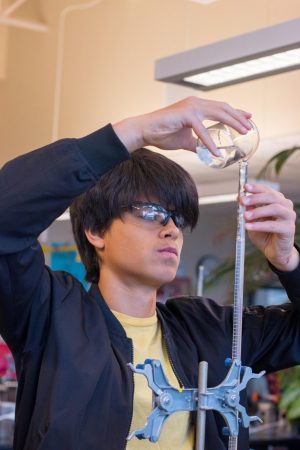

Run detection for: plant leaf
[[287, 396, 300, 420], [279, 386, 300, 410], [257, 146, 300, 179]]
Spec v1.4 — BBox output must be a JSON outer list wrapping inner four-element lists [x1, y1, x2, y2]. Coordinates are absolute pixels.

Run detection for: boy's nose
[[160, 218, 181, 239]]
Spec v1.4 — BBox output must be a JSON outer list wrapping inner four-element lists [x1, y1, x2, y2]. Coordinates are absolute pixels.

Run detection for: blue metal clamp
[[127, 358, 265, 443]]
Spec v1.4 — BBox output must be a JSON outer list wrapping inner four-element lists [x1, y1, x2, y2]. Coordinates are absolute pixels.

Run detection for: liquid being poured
[[196, 145, 247, 169]]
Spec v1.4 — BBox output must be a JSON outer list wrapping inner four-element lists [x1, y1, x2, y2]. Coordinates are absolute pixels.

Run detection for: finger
[[199, 100, 252, 134], [244, 183, 286, 197], [192, 120, 220, 156], [243, 183, 292, 204], [236, 108, 252, 119], [245, 220, 295, 234], [221, 103, 253, 131], [238, 194, 253, 205], [184, 133, 200, 152], [244, 204, 256, 212], [240, 183, 289, 208], [245, 204, 297, 222], [245, 183, 274, 194], [242, 191, 293, 210], [223, 115, 251, 134], [208, 109, 251, 135]]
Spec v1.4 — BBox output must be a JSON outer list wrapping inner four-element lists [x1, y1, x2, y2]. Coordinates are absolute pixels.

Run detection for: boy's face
[[93, 203, 184, 288]]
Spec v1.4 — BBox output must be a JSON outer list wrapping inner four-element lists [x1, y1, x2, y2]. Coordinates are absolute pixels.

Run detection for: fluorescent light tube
[[184, 49, 300, 87], [155, 19, 300, 90]]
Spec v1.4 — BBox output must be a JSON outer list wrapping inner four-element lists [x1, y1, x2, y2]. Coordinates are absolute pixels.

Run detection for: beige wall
[[0, 26, 7, 79], [1, 0, 300, 166]]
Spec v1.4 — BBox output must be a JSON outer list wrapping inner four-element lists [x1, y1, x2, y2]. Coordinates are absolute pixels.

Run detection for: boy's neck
[[98, 271, 157, 318]]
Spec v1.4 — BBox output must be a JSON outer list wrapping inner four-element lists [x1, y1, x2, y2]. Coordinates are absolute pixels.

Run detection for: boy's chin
[[155, 274, 177, 289], [141, 268, 178, 289]]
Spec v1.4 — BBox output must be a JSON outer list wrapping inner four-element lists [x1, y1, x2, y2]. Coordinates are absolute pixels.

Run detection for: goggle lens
[[124, 203, 187, 229]]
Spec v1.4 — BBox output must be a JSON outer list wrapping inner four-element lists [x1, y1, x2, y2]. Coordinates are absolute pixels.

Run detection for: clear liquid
[[196, 145, 247, 169]]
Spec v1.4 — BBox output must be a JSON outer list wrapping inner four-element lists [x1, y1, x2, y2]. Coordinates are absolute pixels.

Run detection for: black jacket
[[0, 124, 300, 450]]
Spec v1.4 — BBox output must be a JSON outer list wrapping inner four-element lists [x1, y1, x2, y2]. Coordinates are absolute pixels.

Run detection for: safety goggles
[[121, 202, 187, 229]]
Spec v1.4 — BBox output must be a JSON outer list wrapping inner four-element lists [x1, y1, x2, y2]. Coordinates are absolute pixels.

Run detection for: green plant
[[257, 146, 300, 179], [278, 366, 300, 421]]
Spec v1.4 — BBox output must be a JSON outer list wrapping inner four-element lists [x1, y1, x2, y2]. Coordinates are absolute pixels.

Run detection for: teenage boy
[[0, 97, 299, 450]]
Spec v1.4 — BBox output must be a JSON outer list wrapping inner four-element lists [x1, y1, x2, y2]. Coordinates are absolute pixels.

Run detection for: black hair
[[70, 148, 199, 283]]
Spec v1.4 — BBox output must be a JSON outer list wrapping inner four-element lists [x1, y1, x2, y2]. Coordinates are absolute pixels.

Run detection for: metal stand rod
[[232, 161, 247, 361], [196, 361, 208, 450], [197, 265, 205, 296], [228, 161, 248, 450]]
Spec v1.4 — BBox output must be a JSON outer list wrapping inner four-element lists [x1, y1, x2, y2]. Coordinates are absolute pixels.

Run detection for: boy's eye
[[176, 217, 186, 229], [142, 210, 155, 220], [128, 203, 187, 229], [142, 209, 166, 223]]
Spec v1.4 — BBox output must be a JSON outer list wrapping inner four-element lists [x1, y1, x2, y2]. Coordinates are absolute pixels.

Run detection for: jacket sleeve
[[242, 246, 300, 372], [0, 124, 130, 353]]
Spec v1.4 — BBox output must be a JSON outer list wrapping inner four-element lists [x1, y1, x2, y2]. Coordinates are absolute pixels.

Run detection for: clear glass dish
[[196, 120, 259, 169]]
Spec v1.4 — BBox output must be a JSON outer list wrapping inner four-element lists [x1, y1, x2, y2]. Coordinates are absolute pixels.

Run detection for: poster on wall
[[44, 242, 90, 291]]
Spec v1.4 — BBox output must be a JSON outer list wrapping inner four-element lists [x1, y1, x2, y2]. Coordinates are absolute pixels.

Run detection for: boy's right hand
[[113, 96, 252, 155]]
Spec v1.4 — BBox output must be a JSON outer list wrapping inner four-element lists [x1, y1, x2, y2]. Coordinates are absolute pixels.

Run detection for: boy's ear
[[84, 229, 105, 250]]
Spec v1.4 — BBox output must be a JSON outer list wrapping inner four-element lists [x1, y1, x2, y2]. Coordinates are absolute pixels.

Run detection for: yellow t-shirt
[[112, 310, 194, 450]]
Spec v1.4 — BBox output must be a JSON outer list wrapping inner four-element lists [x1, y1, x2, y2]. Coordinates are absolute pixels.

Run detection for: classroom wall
[[1, 0, 300, 167]]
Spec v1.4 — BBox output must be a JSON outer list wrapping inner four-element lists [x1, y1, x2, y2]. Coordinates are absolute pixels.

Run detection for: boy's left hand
[[242, 184, 299, 272]]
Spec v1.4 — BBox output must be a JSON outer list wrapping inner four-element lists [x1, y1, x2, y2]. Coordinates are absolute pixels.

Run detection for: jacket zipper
[[164, 332, 198, 450], [124, 339, 134, 449], [157, 310, 185, 389], [163, 332, 184, 389]]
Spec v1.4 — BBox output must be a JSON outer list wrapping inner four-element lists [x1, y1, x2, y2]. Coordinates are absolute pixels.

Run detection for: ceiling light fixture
[[155, 18, 300, 90]]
